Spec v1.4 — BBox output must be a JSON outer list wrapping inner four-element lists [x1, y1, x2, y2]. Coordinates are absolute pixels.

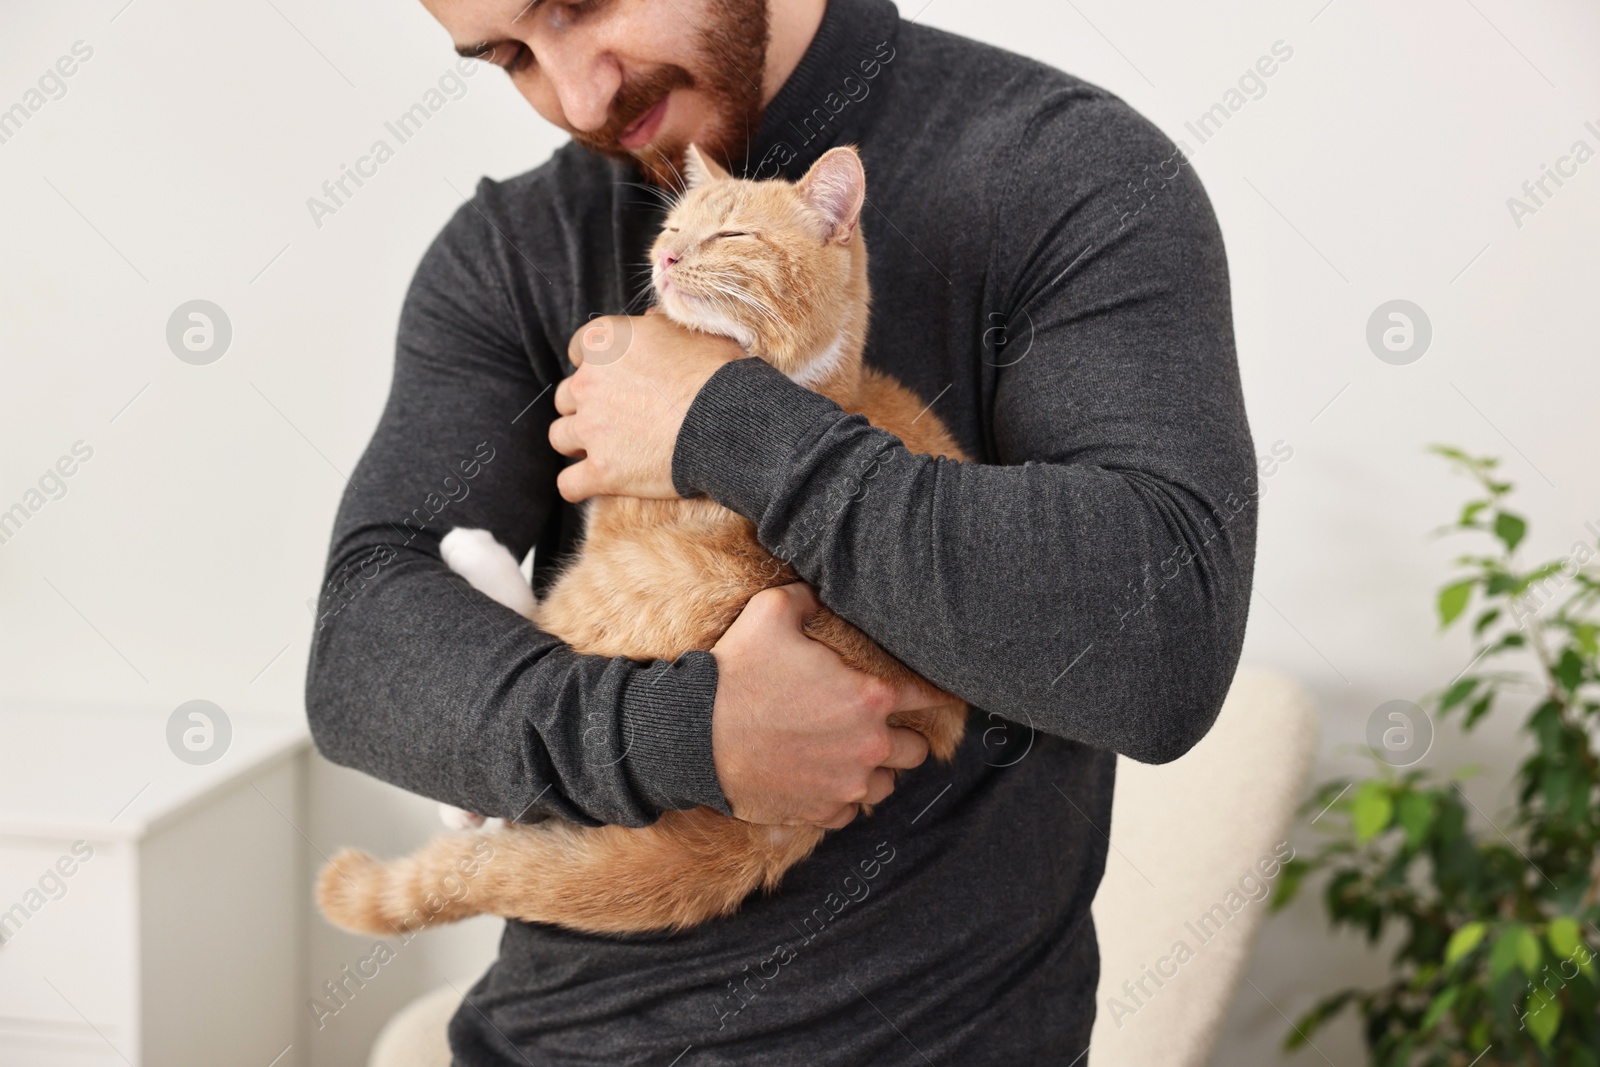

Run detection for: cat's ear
[[683, 144, 729, 190], [796, 146, 866, 243]]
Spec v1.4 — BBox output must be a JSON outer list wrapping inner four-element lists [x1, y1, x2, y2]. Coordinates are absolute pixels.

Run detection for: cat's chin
[[652, 288, 852, 395], [654, 288, 759, 353]]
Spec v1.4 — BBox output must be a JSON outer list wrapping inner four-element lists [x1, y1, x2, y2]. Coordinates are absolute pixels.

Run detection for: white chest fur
[[787, 330, 849, 390]]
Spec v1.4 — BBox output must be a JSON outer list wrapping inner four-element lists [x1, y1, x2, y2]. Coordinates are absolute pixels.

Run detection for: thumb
[[773, 581, 822, 623]]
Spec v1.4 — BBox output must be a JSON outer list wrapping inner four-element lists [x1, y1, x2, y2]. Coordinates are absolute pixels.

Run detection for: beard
[[570, 0, 769, 188]]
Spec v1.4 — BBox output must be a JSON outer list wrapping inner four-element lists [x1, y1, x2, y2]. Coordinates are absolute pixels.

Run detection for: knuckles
[[743, 586, 792, 625], [856, 677, 897, 717], [857, 732, 893, 769]]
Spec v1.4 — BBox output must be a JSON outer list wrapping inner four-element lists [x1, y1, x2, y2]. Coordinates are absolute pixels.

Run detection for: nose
[[543, 46, 622, 133], [657, 249, 679, 271]]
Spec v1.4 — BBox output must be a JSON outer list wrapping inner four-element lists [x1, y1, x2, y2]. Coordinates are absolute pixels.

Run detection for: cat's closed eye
[[712, 231, 752, 239]]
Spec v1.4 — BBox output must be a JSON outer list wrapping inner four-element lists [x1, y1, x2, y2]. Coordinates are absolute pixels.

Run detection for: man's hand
[[549, 313, 744, 502], [710, 583, 942, 829]]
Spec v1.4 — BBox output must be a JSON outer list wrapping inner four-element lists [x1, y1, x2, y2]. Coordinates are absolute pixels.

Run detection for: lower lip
[[619, 96, 670, 150]]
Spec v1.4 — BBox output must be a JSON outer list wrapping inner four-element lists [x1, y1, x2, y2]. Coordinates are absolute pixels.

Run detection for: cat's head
[[651, 145, 869, 386]]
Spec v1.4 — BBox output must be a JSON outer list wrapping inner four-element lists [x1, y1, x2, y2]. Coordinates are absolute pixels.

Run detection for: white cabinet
[[0, 705, 310, 1067]]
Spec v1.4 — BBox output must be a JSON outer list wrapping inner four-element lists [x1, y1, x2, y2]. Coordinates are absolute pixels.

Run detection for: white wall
[[2, 0, 1596, 1064]]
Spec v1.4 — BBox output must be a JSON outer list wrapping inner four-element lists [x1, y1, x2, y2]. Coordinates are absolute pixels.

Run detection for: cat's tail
[[318, 811, 826, 937], [317, 833, 497, 937]]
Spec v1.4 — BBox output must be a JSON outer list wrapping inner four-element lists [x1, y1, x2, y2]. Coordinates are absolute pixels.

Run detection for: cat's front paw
[[439, 804, 488, 831], [440, 527, 538, 619], [439, 527, 502, 576]]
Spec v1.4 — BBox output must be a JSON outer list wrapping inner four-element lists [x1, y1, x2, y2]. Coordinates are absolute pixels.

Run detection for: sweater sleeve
[[305, 186, 733, 828], [671, 95, 1257, 764]]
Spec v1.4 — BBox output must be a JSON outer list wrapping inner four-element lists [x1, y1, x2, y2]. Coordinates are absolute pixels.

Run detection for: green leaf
[[1438, 580, 1475, 627], [1548, 916, 1582, 959], [1440, 677, 1479, 713], [1489, 925, 1524, 982], [1516, 926, 1542, 976], [1323, 870, 1371, 928], [1419, 985, 1459, 1032], [1270, 859, 1309, 912], [1472, 607, 1502, 635], [1525, 988, 1560, 1048], [1463, 690, 1495, 730], [1460, 500, 1489, 527], [1554, 648, 1584, 693], [1445, 922, 1486, 966], [1514, 560, 1566, 595], [1396, 791, 1434, 848], [1283, 990, 1355, 1050], [1478, 927, 1529, 985], [1530, 700, 1564, 757], [1485, 570, 1516, 595], [1493, 512, 1527, 553], [1429, 444, 1473, 464], [1351, 781, 1394, 844], [1544, 916, 1597, 979]]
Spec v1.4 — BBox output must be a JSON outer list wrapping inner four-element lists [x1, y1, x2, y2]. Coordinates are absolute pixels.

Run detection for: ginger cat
[[317, 145, 969, 938]]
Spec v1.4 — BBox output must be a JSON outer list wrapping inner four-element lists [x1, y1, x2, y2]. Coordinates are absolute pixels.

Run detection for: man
[[306, 0, 1257, 1062]]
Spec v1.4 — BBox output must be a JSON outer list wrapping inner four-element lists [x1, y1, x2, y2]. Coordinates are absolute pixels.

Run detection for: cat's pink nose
[[658, 250, 679, 271]]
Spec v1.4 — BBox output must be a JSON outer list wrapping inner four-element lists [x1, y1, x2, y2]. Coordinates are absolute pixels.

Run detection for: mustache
[[571, 64, 695, 156]]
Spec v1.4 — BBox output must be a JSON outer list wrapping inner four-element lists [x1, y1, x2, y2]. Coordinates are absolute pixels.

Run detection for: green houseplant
[[1274, 448, 1600, 1065]]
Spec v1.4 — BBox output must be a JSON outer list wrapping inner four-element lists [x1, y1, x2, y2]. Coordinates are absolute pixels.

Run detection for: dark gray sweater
[[306, 1, 1256, 1062]]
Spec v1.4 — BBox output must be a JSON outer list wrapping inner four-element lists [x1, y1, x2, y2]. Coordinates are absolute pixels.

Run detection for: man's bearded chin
[[571, 0, 769, 188]]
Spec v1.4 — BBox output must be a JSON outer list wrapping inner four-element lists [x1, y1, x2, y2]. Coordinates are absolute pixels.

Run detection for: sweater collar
[[739, 0, 902, 182]]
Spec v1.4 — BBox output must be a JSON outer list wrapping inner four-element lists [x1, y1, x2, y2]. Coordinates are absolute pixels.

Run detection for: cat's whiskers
[[622, 286, 658, 315], [612, 180, 677, 209], [659, 154, 688, 198], [698, 279, 784, 333], [688, 270, 785, 319]]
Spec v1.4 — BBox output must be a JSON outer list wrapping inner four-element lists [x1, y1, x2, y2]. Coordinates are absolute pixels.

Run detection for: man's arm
[[305, 191, 731, 828], [671, 97, 1258, 764]]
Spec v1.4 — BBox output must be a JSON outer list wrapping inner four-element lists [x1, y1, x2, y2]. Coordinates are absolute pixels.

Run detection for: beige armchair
[[1088, 668, 1318, 1066]]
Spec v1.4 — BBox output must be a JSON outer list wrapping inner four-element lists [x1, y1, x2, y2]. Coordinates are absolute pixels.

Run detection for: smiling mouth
[[619, 96, 670, 150]]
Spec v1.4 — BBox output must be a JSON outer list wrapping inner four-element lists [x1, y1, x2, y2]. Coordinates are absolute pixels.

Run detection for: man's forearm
[[672, 359, 1255, 764], [306, 527, 732, 827]]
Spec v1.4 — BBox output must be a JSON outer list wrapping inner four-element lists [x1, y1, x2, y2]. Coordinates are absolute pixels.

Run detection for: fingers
[[776, 581, 822, 621], [879, 726, 931, 771], [819, 803, 860, 831], [891, 674, 951, 713], [553, 376, 576, 416], [745, 582, 822, 627], [862, 766, 897, 806], [565, 320, 598, 368], [547, 414, 584, 458], [555, 462, 597, 504], [814, 768, 896, 829]]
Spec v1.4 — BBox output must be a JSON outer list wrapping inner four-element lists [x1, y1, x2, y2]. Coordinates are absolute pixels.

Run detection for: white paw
[[439, 527, 501, 575], [440, 527, 538, 619], [439, 804, 488, 831]]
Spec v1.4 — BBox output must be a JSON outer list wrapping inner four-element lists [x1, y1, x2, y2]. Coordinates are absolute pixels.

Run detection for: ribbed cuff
[[619, 650, 732, 816], [671, 357, 843, 520]]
